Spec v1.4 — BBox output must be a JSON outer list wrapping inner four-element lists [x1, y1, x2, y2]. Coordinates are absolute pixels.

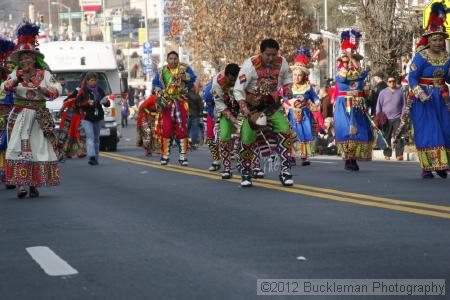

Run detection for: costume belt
[[419, 78, 445, 87], [338, 91, 365, 97], [14, 99, 46, 110]]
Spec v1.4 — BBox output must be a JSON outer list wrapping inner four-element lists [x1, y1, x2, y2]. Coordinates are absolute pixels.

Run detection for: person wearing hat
[[404, 2, 450, 179], [0, 38, 16, 189], [284, 47, 320, 166], [1, 22, 62, 198], [233, 38, 294, 187], [334, 29, 374, 171], [368, 71, 387, 116]]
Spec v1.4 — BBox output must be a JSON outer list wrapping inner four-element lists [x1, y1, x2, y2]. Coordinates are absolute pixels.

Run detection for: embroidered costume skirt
[[410, 90, 450, 171], [58, 109, 86, 157], [334, 97, 373, 160], [288, 107, 314, 158], [5, 107, 60, 186]]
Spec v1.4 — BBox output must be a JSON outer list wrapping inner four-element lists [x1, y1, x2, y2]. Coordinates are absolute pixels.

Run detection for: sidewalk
[[371, 149, 419, 162], [310, 150, 418, 162], [193, 143, 419, 163]]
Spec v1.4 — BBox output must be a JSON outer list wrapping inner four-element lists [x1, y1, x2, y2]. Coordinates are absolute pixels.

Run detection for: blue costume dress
[[408, 49, 450, 171], [285, 83, 319, 158], [334, 67, 373, 160], [0, 90, 13, 183]]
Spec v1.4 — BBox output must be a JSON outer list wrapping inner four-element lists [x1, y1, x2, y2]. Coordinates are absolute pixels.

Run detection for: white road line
[[26, 246, 78, 276]]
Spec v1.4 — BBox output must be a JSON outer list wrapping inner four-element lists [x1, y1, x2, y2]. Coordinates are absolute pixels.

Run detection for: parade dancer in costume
[[209, 63, 241, 179], [152, 51, 197, 166], [234, 39, 294, 187], [1, 22, 62, 198], [57, 77, 87, 160], [203, 81, 221, 172], [334, 30, 373, 171], [0, 38, 16, 189], [136, 94, 161, 156], [284, 48, 319, 166], [401, 2, 450, 178]]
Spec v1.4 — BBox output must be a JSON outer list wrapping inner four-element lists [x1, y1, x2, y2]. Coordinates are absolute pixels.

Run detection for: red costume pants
[[161, 101, 188, 139]]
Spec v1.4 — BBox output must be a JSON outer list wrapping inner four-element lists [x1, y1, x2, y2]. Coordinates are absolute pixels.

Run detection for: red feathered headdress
[[416, 2, 449, 53], [291, 47, 311, 76], [423, 2, 448, 37]]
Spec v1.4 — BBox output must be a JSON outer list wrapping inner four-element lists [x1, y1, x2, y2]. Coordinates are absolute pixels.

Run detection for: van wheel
[[107, 140, 117, 152]]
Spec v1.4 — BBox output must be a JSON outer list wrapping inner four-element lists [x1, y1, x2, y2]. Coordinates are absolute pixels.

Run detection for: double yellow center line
[[100, 152, 450, 220]]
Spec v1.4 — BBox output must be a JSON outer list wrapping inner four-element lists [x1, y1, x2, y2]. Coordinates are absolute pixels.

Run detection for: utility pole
[[313, 3, 320, 32], [29, 3, 36, 23], [48, 0, 52, 30], [159, 0, 165, 67], [144, 0, 149, 42], [144, 0, 150, 85], [324, 0, 328, 31]]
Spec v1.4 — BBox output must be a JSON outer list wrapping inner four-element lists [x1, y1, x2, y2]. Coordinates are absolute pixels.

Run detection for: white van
[[40, 41, 124, 151]]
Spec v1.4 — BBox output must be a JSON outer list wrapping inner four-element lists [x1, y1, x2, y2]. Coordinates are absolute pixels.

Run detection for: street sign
[[58, 12, 83, 19], [112, 15, 122, 32], [143, 42, 153, 54], [143, 57, 152, 66], [144, 67, 153, 74], [138, 28, 147, 46]]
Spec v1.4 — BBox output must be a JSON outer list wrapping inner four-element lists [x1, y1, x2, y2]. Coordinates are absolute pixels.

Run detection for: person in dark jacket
[[76, 72, 110, 165], [368, 72, 387, 116], [187, 85, 204, 149]]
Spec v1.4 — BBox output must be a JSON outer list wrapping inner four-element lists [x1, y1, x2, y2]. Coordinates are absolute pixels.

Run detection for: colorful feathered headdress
[[340, 29, 362, 53], [338, 29, 363, 62], [423, 2, 449, 37], [291, 47, 312, 75], [416, 2, 449, 53], [9, 22, 45, 64]]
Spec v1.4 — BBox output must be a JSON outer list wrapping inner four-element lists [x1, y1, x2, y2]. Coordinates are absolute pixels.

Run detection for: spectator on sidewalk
[[316, 117, 337, 155], [376, 75, 405, 161], [121, 94, 130, 128], [318, 79, 334, 118], [187, 83, 204, 149], [368, 72, 387, 116]]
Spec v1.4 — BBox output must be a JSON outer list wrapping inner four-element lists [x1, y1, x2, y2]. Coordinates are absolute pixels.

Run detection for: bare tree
[[178, 0, 313, 79], [353, 0, 421, 75]]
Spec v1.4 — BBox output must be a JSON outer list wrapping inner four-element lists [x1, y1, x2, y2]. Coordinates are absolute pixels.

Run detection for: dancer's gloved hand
[[418, 91, 430, 103]]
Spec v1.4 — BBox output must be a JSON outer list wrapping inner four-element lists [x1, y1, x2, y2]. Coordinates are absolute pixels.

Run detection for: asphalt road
[[1, 122, 449, 300]]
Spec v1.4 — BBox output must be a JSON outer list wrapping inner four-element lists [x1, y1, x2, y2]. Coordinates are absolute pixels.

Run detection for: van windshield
[[54, 72, 112, 96]]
